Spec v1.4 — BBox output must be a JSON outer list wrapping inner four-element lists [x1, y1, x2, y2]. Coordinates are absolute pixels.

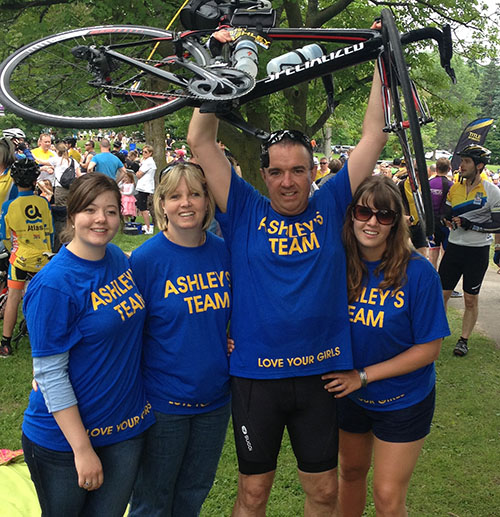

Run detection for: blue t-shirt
[[130, 231, 231, 415], [216, 165, 354, 379], [22, 244, 154, 451], [348, 253, 450, 411], [90, 152, 124, 179]]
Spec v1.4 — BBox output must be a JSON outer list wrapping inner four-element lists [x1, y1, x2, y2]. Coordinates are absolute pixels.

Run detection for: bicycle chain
[[98, 64, 254, 102], [99, 83, 200, 100]]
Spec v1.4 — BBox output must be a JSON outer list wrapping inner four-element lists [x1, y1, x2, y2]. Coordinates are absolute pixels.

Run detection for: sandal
[[453, 338, 468, 357]]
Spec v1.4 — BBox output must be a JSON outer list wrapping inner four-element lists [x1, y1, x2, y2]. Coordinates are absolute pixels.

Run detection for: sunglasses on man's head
[[353, 205, 398, 225], [263, 130, 311, 151], [320, 161, 328, 165], [260, 130, 312, 168]]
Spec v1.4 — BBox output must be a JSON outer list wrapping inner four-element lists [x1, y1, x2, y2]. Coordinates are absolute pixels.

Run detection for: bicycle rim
[[381, 10, 433, 236], [0, 25, 209, 128]]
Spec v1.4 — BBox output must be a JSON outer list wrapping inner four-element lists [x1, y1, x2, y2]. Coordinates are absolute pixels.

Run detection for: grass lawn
[[0, 229, 498, 516]]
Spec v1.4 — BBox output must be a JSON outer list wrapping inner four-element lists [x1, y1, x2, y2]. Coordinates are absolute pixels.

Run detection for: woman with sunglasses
[[128, 163, 231, 517], [322, 175, 449, 516]]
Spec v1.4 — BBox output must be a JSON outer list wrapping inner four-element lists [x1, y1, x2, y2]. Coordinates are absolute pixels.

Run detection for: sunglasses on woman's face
[[353, 205, 398, 225]]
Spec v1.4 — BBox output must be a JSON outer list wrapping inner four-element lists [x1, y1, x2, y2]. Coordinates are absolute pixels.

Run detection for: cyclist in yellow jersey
[[0, 159, 53, 357], [439, 145, 500, 357]]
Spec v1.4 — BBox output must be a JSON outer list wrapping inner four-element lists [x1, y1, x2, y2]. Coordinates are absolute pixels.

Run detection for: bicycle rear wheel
[[0, 25, 209, 128], [380, 9, 433, 236]]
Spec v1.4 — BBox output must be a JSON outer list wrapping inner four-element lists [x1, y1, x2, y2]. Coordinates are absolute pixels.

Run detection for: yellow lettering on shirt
[[164, 280, 179, 298], [393, 290, 404, 308], [91, 268, 137, 311], [350, 307, 384, 328]]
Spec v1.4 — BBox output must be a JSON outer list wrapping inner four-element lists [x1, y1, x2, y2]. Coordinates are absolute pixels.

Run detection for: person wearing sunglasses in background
[[315, 156, 330, 183], [322, 175, 449, 517], [187, 59, 388, 514]]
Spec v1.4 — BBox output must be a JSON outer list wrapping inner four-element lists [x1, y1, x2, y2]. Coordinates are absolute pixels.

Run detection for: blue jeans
[[22, 432, 144, 517], [129, 403, 230, 517]]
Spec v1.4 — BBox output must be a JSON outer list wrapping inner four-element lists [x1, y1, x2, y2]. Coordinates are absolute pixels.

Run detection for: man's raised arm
[[187, 109, 232, 213], [347, 66, 388, 194]]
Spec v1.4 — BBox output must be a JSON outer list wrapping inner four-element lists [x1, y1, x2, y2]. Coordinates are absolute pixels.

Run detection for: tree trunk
[[324, 126, 332, 158], [144, 117, 166, 185]]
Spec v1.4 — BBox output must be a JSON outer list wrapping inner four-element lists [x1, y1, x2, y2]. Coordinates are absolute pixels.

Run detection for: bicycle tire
[[0, 25, 210, 128], [381, 10, 433, 236]]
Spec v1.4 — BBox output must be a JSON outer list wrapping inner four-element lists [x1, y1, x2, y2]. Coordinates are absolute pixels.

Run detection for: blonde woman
[[129, 163, 231, 516]]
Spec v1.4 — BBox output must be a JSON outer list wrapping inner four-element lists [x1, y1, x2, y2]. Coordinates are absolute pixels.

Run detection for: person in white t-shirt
[[136, 145, 157, 234], [49, 142, 81, 205]]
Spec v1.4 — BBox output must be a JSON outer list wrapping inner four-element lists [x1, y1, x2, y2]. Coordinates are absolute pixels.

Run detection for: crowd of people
[[0, 62, 498, 517]]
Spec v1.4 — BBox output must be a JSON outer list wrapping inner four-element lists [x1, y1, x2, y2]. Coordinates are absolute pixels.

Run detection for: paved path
[[448, 264, 500, 348]]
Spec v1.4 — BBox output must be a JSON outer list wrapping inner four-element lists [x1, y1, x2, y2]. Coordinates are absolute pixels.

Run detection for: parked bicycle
[[0, 5, 456, 234]]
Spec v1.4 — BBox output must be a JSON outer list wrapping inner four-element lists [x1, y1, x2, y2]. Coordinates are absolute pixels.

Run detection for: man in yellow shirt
[[31, 133, 56, 183]]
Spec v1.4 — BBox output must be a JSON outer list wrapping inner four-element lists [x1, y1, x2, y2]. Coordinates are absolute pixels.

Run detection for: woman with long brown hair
[[323, 175, 449, 516]]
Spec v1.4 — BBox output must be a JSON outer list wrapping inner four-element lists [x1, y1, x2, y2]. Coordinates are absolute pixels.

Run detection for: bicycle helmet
[[10, 158, 40, 188], [457, 144, 490, 165], [2, 128, 26, 140]]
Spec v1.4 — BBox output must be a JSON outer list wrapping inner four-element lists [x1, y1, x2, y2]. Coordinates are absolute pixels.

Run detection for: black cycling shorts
[[438, 242, 490, 295], [231, 375, 338, 475], [8, 265, 33, 289], [409, 223, 428, 250]]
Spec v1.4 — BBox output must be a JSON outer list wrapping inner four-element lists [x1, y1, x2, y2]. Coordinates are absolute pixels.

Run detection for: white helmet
[[2, 128, 26, 140]]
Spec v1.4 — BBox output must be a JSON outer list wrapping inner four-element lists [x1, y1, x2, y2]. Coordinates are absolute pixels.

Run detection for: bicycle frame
[[95, 25, 453, 110]]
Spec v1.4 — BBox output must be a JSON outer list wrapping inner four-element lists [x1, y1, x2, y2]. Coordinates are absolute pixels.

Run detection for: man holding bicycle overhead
[[188, 59, 387, 515]]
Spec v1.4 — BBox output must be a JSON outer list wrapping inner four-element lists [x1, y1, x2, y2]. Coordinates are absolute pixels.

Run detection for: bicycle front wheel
[[381, 10, 433, 236], [0, 25, 209, 128]]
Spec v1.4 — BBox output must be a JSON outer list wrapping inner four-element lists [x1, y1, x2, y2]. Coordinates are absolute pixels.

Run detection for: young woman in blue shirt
[[323, 175, 450, 516], [22, 173, 154, 517]]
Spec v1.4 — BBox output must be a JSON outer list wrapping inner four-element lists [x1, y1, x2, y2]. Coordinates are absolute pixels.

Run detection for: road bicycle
[[0, 7, 456, 234]]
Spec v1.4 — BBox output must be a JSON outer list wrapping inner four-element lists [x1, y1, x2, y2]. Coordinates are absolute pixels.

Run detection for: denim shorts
[[337, 387, 435, 443]]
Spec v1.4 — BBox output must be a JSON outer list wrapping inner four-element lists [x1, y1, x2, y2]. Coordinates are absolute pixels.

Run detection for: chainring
[[187, 67, 255, 101]]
